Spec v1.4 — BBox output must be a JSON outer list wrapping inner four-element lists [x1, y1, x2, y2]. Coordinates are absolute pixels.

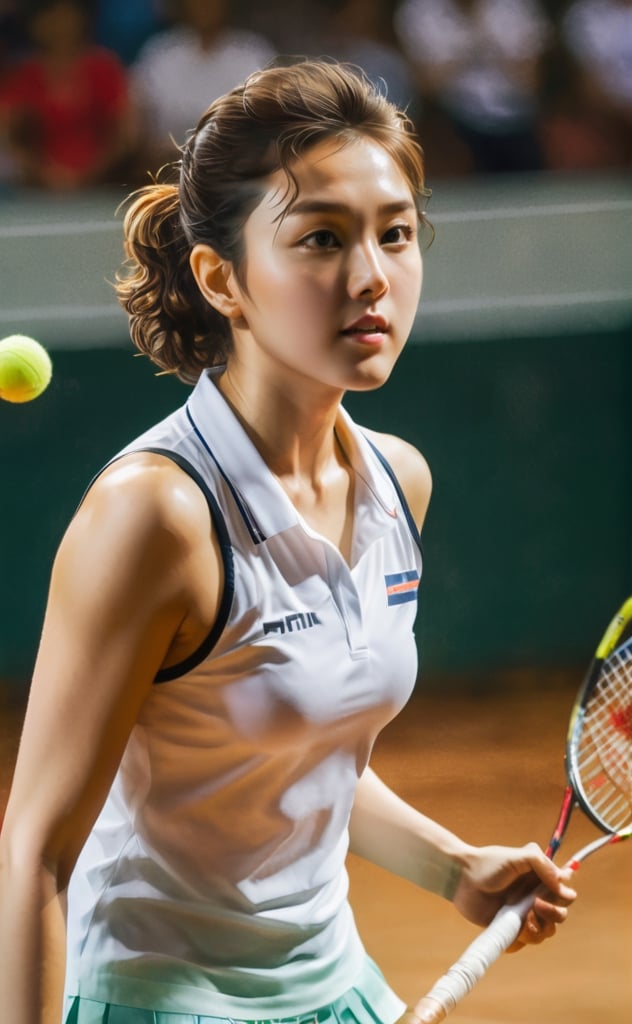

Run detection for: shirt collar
[[186, 368, 399, 543]]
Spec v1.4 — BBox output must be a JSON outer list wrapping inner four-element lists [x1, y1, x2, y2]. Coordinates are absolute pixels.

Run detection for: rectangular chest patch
[[385, 570, 420, 606]]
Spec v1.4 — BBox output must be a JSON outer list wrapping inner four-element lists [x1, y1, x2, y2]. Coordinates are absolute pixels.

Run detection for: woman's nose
[[347, 242, 389, 300]]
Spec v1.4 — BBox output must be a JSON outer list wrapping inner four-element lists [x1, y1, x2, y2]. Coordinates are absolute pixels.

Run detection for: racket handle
[[408, 889, 537, 1023], [404, 835, 620, 1023]]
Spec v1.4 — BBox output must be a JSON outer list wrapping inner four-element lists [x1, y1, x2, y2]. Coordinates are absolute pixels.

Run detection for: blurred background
[[0, 0, 631, 687]]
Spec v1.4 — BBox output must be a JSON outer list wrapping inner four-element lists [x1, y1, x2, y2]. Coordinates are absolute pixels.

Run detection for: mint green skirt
[[63, 957, 406, 1024]]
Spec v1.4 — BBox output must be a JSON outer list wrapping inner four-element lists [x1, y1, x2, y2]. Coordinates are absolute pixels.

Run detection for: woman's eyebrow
[[287, 198, 416, 217]]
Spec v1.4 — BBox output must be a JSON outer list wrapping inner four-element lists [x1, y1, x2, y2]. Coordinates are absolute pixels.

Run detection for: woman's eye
[[382, 224, 415, 245], [301, 230, 339, 250]]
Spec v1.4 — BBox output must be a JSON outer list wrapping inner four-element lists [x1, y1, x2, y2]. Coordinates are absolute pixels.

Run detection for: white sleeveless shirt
[[65, 370, 423, 1017]]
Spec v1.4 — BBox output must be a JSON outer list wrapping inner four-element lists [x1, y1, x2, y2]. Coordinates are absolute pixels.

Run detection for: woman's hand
[[453, 842, 577, 949]]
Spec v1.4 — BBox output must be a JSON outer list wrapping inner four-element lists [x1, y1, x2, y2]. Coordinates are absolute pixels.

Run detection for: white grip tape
[[420, 891, 535, 1014]]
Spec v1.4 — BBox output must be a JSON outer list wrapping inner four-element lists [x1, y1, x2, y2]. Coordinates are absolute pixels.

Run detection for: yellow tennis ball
[[0, 334, 53, 403]]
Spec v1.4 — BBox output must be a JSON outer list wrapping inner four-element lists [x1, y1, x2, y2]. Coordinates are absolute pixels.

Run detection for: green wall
[[2, 328, 630, 682]]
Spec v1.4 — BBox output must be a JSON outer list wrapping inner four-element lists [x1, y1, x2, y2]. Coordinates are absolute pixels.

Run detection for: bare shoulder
[[54, 450, 218, 632], [364, 428, 432, 531], [76, 450, 212, 549], [55, 450, 222, 676]]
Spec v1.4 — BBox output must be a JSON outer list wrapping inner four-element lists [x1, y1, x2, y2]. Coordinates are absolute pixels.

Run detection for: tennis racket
[[407, 595, 632, 1024]]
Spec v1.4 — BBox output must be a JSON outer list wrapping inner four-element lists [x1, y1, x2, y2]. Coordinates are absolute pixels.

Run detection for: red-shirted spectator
[[0, 0, 133, 189]]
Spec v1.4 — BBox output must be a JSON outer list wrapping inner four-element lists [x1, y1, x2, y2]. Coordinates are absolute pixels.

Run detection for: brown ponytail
[[115, 177, 232, 382]]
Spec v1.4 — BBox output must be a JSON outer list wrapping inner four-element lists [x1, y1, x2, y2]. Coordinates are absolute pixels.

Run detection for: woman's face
[[216, 135, 424, 396]]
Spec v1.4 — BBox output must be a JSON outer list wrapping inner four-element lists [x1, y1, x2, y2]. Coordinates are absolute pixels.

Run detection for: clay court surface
[[2, 674, 631, 1022]]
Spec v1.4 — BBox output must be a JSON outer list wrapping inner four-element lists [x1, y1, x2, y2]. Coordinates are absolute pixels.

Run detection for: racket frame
[[565, 596, 632, 834]]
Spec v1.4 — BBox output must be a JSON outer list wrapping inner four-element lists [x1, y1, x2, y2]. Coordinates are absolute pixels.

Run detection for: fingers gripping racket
[[409, 596, 632, 1024]]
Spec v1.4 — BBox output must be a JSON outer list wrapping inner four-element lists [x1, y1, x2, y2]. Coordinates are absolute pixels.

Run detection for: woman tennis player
[[0, 60, 576, 1024]]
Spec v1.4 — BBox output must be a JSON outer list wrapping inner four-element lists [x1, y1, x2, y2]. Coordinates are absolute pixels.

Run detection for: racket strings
[[577, 637, 632, 831]]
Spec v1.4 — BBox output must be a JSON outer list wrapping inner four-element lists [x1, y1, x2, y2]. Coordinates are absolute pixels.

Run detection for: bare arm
[[349, 767, 466, 899], [350, 766, 575, 949], [0, 455, 222, 1024], [350, 436, 575, 940]]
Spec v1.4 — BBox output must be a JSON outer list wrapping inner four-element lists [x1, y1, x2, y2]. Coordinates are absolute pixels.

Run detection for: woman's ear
[[189, 244, 243, 320]]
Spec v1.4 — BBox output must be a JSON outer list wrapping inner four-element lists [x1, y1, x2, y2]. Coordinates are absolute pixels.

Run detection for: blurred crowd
[[0, 0, 631, 193]]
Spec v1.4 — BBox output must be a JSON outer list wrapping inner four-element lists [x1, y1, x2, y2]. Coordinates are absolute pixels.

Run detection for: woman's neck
[[215, 364, 355, 560], [215, 364, 345, 485]]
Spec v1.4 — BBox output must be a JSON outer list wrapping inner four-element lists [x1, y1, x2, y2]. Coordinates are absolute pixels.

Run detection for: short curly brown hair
[[115, 60, 429, 382]]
